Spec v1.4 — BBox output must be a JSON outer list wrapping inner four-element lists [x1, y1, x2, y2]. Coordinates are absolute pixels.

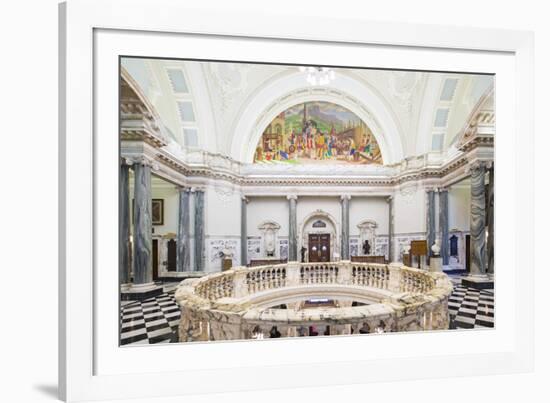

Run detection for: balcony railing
[[175, 261, 454, 342]]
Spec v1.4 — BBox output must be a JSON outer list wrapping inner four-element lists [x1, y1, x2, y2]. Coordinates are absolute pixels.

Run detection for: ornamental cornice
[[458, 134, 494, 153], [122, 134, 491, 189]]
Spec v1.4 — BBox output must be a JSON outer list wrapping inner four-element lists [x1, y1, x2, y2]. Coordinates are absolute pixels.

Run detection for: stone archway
[[298, 210, 340, 262]]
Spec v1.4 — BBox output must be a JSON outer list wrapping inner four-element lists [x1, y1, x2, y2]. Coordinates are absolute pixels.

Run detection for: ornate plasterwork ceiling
[[121, 58, 494, 168]]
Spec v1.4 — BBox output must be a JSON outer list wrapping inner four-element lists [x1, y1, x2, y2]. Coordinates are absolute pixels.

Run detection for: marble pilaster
[[469, 161, 487, 275], [340, 195, 351, 260], [194, 189, 205, 271], [176, 188, 191, 272], [439, 189, 449, 265], [287, 195, 298, 262], [132, 162, 152, 285], [119, 162, 131, 285], [426, 190, 436, 258], [241, 196, 248, 266]]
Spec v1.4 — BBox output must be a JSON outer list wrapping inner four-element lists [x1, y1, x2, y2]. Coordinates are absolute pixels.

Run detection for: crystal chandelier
[[298, 66, 336, 86]]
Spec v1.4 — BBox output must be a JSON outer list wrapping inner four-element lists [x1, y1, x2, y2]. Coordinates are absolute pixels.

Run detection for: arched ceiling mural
[[253, 101, 383, 165], [120, 57, 494, 166]]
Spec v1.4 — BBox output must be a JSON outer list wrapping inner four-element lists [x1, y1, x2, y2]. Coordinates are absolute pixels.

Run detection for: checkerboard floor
[[120, 276, 494, 346], [447, 276, 494, 329], [120, 289, 181, 346]]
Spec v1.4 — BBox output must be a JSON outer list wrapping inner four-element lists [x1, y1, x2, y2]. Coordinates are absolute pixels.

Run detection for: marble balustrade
[[176, 261, 453, 342]]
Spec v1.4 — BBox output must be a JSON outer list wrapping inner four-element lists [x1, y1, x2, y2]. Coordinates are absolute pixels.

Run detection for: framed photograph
[[59, 0, 534, 401]]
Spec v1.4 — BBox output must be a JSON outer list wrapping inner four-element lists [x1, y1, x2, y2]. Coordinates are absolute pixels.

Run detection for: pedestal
[[461, 275, 494, 290], [222, 258, 233, 271], [429, 256, 443, 272], [120, 283, 163, 301]]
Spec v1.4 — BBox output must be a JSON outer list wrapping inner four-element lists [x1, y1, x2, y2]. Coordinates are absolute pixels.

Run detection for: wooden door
[[166, 239, 177, 271], [152, 239, 159, 281], [308, 233, 331, 262]]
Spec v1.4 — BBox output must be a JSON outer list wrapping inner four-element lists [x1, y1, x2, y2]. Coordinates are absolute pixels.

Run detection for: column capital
[[191, 186, 205, 193], [127, 155, 159, 170], [386, 195, 393, 203], [120, 157, 134, 167], [241, 195, 249, 203], [468, 159, 491, 173], [176, 185, 191, 193], [340, 194, 351, 201], [286, 194, 298, 201]]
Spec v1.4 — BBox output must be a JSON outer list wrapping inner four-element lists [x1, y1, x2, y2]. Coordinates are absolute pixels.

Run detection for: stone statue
[[362, 239, 371, 255]]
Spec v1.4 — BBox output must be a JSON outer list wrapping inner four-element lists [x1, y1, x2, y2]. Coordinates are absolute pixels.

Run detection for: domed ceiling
[[120, 57, 494, 167]]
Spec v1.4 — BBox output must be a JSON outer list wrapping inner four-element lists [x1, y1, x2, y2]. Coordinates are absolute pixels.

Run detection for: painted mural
[[254, 102, 383, 165]]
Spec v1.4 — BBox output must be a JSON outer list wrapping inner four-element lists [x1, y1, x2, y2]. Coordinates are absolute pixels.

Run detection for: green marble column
[[176, 188, 190, 272], [469, 161, 487, 275], [439, 189, 449, 265], [194, 189, 205, 271], [241, 196, 248, 266], [288, 195, 298, 262], [119, 162, 131, 285], [387, 196, 393, 262], [341, 195, 351, 260], [426, 190, 436, 258], [487, 166, 494, 274], [132, 162, 152, 285]]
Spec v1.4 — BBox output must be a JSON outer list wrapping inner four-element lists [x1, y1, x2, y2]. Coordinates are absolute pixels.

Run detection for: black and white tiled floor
[[120, 288, 181, 346], [120, 276, 494, 346], [447, 275, 494, 329]]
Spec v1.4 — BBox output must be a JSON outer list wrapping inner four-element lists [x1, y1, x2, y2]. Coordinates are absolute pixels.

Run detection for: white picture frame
[[59, 0, 534, 401]]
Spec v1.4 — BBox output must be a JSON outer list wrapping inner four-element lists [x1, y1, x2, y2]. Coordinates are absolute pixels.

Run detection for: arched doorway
[[299, 210, 339, 262]]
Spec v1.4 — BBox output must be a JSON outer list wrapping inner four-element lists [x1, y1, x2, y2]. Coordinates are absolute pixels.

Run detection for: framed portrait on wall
[[59, 0, 534, 401], [152, 199, 164, 226]]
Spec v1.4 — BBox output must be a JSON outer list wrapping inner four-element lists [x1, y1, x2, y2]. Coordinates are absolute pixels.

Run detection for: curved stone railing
[[175, 261, 453, 342]]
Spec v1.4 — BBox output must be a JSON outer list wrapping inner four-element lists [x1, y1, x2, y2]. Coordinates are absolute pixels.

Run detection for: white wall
[[151, 186, 179, 235], [393, 188, 426, 234], [204, 185, 241, 237], [247, 197, 289, 236], [448, 185, 470, 231], [203, 184, 242, 271], [349, 197, 389, 235], [296, 196, 341, 232]]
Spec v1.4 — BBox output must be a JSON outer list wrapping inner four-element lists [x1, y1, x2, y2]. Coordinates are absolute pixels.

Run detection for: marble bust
[[431, 239, 441, 256]]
